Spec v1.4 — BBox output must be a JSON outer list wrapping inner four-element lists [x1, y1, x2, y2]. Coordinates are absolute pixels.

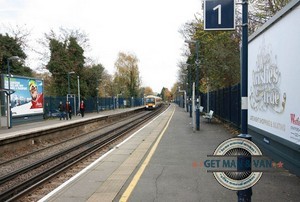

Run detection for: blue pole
[[67, 73, 70, 97], [7, 60, 12, 129], [238, 0, 252, 201], [240, 0, 248, 137], [196, 42, 200, 131]]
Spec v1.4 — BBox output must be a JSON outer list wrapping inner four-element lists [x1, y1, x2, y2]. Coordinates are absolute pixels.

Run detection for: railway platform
[[0, 106, 144, 140], [38, 104, 299, 202]]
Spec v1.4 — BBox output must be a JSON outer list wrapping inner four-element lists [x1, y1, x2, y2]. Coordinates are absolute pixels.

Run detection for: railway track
[[0, 109, 147, 176], [0, 106, 166, 201]]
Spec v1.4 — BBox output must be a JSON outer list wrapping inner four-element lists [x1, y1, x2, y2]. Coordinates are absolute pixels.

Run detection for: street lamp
[[77, 76, 80, 114], [185, 39, 200, 131], [237, 1, 252, 201], [207, 78, 210, 113], [67, 71, 75, 101], [96, 79, 101, 113], [185, 64, 193, 118], [7, 56, 20, 129], [96, 88, 99, 113]]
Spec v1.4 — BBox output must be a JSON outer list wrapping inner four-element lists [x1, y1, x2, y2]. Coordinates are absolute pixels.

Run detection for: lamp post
[[179, 72, 188, 111], [237, 1, 252, 201], [186, 64, 192, 117], [7, 56, 20, 129], [185, 40, 200, 131], [207, 78, 210, 113], [67, 71, 75, 101], [77, 76, 80, 114], [96, 79, 101, 113], [96, 86, 99, 113]]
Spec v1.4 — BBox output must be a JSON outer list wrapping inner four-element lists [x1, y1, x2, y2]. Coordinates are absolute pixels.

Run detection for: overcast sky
[[0, 0, 201, 93]]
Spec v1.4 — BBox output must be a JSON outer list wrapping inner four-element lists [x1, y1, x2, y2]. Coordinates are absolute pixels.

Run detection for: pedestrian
[[58, 101, 65, 120], [80, 100, 85, 117], [65, 101, 70, 120], [67, 101, 72, 120]]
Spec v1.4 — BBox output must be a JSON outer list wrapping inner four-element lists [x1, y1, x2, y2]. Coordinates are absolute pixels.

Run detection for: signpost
[[204, 0, 251, 200], [204, 0, 235, 30]]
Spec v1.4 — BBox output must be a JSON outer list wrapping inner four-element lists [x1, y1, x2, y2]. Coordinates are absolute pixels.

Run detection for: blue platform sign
[[204, 0, 235, 30]]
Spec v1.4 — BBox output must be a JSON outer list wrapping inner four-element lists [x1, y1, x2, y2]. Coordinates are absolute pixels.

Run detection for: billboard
[[248, 3, 300, 145], [4, 76, 44, 116]]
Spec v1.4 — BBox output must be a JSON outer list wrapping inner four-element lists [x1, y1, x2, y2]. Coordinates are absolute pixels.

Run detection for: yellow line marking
[[119, 106, 176, 202]]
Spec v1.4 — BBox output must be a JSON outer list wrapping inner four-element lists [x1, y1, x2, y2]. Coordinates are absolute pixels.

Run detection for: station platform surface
[[36, 104, 300, 202], [0, 106, 144, 140]]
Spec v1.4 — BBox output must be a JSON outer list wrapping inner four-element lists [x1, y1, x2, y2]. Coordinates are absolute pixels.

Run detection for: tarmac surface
[[1, 104, 299, 202], [118, 105, 300, 202]]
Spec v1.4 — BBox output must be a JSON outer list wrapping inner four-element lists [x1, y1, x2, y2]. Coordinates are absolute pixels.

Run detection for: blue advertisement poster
[[4, 76, 44, 116]]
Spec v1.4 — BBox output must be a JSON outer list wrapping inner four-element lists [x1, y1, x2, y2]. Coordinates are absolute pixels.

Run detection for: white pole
[[77, 76, 80, 114], [73, 96, 76, 116], [7, 61, 11, 129], [184, 91, 187, 112], [207, 82, 210, 113], [192, 82, 195, 132], [7, 93, 10, 128]]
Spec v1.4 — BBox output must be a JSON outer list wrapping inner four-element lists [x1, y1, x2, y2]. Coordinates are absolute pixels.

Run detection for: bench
[[199, 106, 204, 113], [203, 110, 214, 123]]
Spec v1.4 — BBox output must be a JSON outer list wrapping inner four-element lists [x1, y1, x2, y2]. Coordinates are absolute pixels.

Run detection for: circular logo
[[213, 138, 263, 190]]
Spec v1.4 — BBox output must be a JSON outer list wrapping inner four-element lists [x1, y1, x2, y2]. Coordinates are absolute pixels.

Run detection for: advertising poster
[[4, 76, 44, 116], [248, 5, 300, 145]]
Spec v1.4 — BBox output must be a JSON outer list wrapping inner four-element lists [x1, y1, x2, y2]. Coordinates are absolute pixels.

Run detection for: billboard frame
[[1, 74, 44, 121], [248, 0, 300, 176]]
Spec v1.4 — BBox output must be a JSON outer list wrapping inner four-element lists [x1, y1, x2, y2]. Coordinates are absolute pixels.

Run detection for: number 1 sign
[[204, 0, 235, 30]]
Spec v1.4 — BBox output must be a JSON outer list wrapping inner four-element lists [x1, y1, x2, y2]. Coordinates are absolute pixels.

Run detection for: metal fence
[[201, 84, 241, 128], [44, 96, 144, 118]]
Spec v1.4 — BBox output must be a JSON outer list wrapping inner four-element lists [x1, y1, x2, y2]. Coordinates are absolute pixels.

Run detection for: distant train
[[144, 95, 162, 109]]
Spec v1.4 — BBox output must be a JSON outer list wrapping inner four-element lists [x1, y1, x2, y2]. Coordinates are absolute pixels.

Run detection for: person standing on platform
[[80, 100, 85, 117], [65, 101, 71, 120], [58, 101, 65, 120], [67, 101, 72, 120]]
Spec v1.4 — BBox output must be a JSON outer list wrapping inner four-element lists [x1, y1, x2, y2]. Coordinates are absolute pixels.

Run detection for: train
[[144, 95, 162, 109]]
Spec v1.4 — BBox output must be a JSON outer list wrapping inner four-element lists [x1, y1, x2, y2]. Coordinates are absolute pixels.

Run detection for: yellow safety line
[[119, 106, 176, 202]]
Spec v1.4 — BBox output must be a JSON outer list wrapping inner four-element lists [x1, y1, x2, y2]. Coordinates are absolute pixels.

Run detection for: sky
[[0, 0, 202, 93]]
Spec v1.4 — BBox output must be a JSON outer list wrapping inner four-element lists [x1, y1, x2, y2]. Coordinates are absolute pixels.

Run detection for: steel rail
[[0, 106, 165, 202], [0, 110, 146, 171]]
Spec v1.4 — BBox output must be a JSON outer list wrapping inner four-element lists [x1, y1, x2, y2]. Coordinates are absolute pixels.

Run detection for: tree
[[249, 0, 291, 24], [177, 0, 291, 93], [160, 87, 172, 102], [46, 38, 69, 96], [144, 86, 154, 96], [0, 33, 33, 77], [98, 70, 114, 97], [177, 61, 189, 92], [180, 20, 240, 92], [81, 64, 104, 98], [45, 30, 87, 96], [114, 52, 141, 97]]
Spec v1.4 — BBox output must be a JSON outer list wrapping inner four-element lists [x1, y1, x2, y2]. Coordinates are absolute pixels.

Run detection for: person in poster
[[9, 77, 44, 116], [28, 79, 43, 109]]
